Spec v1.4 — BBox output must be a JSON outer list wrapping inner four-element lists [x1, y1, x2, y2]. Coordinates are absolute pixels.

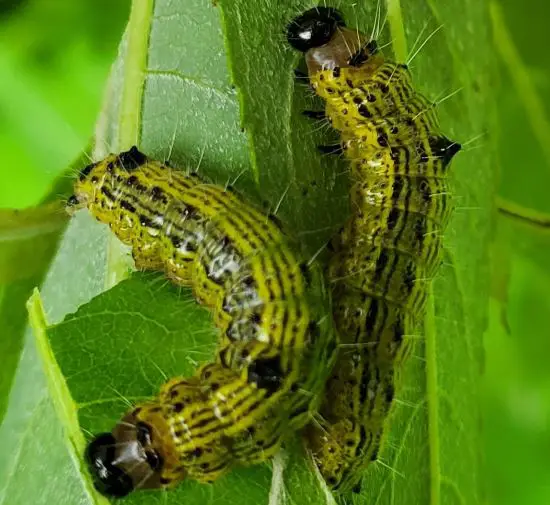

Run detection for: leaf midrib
[[105, 0, 155, 289], [27, 291, 109, 505], [386, 1, 442, 504]]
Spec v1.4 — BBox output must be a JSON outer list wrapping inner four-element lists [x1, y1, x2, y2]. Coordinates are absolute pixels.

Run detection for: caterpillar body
[[68, 147, 336, 497], [287, 7, 461, 493]]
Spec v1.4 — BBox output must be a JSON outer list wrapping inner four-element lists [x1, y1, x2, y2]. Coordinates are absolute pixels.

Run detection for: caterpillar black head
[[86, 432, 135, 498], [86, 406, 182, 498], [286, 7, 345, 52], [287, 8, 379, 73]]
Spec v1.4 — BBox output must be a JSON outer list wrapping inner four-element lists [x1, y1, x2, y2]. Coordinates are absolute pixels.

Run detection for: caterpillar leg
[[317, 144, 343, 155], [302, 110, 326, 120], [293, 68, 309, 81], [349, 39, 379, 67], [132, 245, 164, 271]]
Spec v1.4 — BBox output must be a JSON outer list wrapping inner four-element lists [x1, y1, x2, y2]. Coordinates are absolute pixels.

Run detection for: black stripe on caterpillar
[[68, 147, 337, 497], [287, 7, 461, 494]]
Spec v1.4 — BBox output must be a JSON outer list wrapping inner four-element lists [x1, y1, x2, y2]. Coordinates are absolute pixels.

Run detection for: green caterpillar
[[68, 147, 336, 497], [287, 7, 460, 493]]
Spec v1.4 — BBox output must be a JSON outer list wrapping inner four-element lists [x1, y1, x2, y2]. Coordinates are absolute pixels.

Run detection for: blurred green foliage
[[0, 0, 548, 503], [0, 0, 130, 207], [486, 0, 550, 504]]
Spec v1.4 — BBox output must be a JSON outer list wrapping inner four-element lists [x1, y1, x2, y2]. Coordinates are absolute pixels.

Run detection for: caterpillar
[[287, 7, 461, 493], [68, 146, 336, 497]]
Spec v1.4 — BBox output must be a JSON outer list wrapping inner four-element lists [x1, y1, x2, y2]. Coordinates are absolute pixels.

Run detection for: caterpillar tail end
[[433, 136, 462, 168]]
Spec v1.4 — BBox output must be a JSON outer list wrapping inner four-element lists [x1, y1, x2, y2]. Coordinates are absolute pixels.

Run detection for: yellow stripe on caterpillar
[[71, 147, 337, 497], [287, 6, 460, 494]]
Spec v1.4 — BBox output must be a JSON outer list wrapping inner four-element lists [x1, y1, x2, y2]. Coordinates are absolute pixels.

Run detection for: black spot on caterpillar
[[287, 6, 461, 493], [70, 147, 337, 497]]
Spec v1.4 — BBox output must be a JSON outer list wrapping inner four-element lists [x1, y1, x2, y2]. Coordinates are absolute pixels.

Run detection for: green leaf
[[39, 275, 273, 505], [0, 205, 67, 424], [485, 1, 550, 504], [0, 145, 91, 424], [2, 0, 496, 504]]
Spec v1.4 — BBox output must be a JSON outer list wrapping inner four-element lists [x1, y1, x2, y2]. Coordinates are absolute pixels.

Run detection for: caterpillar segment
[[287, 7, 461, 493], [69, 147, 336, 497]]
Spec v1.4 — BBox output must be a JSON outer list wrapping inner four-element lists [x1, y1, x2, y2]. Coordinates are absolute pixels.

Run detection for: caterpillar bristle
[[294, 68, 309, 80]]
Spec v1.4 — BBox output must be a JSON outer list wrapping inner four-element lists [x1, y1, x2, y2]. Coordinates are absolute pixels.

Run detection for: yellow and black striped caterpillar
[[287, 7, 461, 493], [68, 147, 336, 497]]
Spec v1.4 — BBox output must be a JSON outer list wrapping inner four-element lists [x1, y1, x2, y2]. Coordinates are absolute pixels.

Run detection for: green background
[[0, 0, 548, 504]]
